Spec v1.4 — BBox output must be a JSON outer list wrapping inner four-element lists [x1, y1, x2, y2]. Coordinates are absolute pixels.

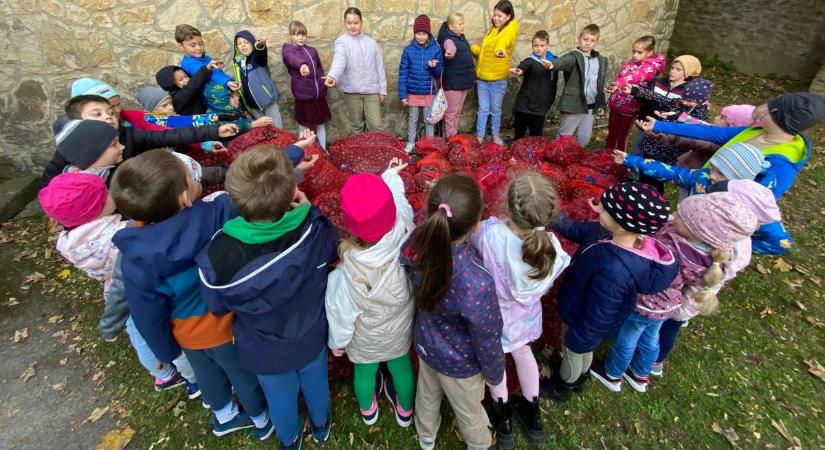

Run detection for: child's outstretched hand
[[211, 141, 227, 152], [388, 157, 408, 173], [291, 189, 310, 208], [322, 76, 336, 87], [218, 124, 240, 137], [251, 116, 273, 128], [297, 154, 319, 172], [622, 84, 635, 94], [636, 116, 657, 132], [654, 110, 677, 119], [611, 149, 627, 164], [227, 81, 241, 91], [255, 37, 268, 49], [509, 67, 523, 76], [331, 348, 346, 357], [295, 129, 317, 148], [495, 50, 507, 58], [401, 98, 408, 106], [206, 61, 222, 71], [300, 64, 311, 77]]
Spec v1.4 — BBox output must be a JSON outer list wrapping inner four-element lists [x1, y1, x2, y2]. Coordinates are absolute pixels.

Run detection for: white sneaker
[[419, 436, 435, 450], [404, 142, 416, 154]]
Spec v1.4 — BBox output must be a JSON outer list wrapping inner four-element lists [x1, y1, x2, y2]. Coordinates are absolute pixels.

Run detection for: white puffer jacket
[[325, 169, 415, 364]]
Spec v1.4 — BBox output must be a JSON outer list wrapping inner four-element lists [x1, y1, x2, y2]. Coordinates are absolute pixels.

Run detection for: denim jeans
[[257, 349, 330, 445], [475, 79, 507, 137], [408, 106, 434, 142], [183, 343, 267, 420], [656, 318, 685, 363], [125, 316, 195, 382], [605, 312, 665, 378]]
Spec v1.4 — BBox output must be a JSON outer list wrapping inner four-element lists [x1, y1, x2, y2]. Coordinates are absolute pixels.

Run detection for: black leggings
[[513, 111, 545, 140]]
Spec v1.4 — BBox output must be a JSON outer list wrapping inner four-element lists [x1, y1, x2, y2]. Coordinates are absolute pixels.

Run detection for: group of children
[[33, 2, 825, 450]]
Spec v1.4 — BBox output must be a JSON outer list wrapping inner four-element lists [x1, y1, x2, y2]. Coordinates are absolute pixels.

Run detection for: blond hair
[[446, 12, 464, 26], [289, 20, 307, 36], [225, 145, 296, 222], [692, 248, 731, 315], [507, 172, 559, 280]]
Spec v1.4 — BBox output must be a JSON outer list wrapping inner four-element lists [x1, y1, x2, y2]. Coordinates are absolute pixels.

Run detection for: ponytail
[[411, 175, 483, 312], [692, 248, 731, 315], [507, 172, 559, 280]]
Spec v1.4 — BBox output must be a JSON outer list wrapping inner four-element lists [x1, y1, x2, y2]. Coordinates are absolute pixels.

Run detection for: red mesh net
[[447, 134, 484, 171], [480, 142, 508, 164], [313, 191, 349, 238], [297, 145, 349, 200], [407, 192, 430, 224], [225, 126, 296, 164], [539, 163, 570, 199], [415, 136, 449, 157], [328, 131, 410, 174], [543, 135, 585, 166], [508, 136, 548, 167], [580, 149, 628, 180], [413, 152, 452, 191], [472, 164, 509, 219]]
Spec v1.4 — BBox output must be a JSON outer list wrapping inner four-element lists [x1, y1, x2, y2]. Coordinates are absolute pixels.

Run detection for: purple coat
[[282, 43, 328, 101]]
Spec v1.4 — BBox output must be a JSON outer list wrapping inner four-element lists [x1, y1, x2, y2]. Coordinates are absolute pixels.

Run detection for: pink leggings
[[487, 345, 540, 401], [444, 89, 469, 138]]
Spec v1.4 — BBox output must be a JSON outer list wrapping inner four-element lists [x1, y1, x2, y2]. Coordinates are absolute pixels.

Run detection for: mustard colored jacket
[[471, 19, 520, 81]]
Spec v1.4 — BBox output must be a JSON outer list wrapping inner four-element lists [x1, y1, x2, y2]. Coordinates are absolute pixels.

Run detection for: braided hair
[[507, 172, 559, 280]]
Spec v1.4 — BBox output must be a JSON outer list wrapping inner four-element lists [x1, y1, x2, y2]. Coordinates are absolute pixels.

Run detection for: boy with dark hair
[[549, 23, 607, 147], [111, 149, 273, 439], [196, 131, 338, 450], [176, 24, 243, 115], [156, 64, 213, 116], [509, 30, 558, 139]]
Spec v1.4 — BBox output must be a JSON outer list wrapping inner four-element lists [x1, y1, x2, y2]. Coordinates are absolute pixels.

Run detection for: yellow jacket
[[471, 19, 520, 81]]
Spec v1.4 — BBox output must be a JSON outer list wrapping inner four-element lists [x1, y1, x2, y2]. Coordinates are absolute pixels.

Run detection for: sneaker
[[185, 381, 201, 400], [281, 434, 303, 450], [419, 436, 435, 450], [650, 362, 664, 377], [589, 362, 623, 393], [361, 370, 385, 425], [311, 414, 331, 443], [623, 369, 650, 393], [476, 135, 484, 144], [493, 135, 505, 146], [252, 419, 275, 441], [383, 373, 413, 428], [154, 369, 185, 391], [212, 412, 254, 437], [404, 142, 416, 154], [681, 320, 690, 328]]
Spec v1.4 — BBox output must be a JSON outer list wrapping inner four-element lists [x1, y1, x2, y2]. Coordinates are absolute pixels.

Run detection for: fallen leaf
[[759, 307, 773, 318], [87, 406, 110, 423], [7, 297, 19, 306], [770, 419, 802, 448], [19, 363, 36, 382], [92, 370, 105, 382], [59, 358, 68, 365], [57, 269, 71, 280], [172, 401, 187, 417], [51, 377, 68, 394], [806, 316, 824, 328], [7, 408, 20, 418], [348, 432, 354, 447], [48, 315, 62, 324], [783, 279, 803, 290], [795, 301, 808, 311], [96, 427, 135, 450], [711, 422, 741, 448], [24, 271, 45, 284], [773, 258, 792, 272], [367, 425, 380, 434], [634, 421, 642, 435], [755, 262, 770, 275], [13, 327, 29, 343], [803, 359, 825, 382]]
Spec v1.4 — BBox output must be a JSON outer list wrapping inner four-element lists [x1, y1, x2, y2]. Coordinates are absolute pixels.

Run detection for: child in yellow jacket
[[471, 0, 519, 145]]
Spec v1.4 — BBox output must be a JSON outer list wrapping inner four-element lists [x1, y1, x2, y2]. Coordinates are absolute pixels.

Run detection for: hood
[[56, 214, 125, 280], [197, 208, 334, 312], [605, 236, 678, 295], [339, 214, 414, 307], [155, 65, 182, 92], [234, 30, 257, 58]]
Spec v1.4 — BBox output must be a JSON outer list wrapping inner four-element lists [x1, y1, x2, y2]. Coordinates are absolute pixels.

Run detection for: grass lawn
[[3, 68, 823, 449]]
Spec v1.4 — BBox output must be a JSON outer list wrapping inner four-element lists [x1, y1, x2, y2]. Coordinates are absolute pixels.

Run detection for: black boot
[[489, 398, 514, 449], [513, 395, 546, 445], [539, 372, 575, 402], [572, 371, 590, 393]]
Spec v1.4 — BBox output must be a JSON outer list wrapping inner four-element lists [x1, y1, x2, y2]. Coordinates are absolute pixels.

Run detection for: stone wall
[[669, 0, 825, 83], [0, 0, 678, 173]]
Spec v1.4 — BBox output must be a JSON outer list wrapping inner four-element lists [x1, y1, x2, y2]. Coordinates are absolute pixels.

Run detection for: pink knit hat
[[726, 179, 781, 224], [38, 172, 108, 228], [677, 192, 758, 250], [720, 104, 757, 127], [341, 174, 396, 243]]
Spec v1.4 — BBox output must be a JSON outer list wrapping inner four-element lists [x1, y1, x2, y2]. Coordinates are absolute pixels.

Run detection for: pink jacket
[[56, 214, 127, 296], [608, 53, 666, 116], [471, 217, 570, 353]]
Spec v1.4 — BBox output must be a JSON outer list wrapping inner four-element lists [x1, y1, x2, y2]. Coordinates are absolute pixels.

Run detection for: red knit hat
[[413, 15, 431, 34], [38, 172, 108, 228], [341, 174, 396, 243]]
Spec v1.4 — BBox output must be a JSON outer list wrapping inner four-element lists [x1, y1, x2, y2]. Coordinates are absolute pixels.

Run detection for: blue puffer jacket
[[233, 30, 280, 112], [436, 22, 475, 91], [556, 222, 679, 354], [398, 35, 444, 99]]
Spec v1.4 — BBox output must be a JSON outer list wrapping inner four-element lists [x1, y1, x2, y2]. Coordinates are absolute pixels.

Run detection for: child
[[593, 192, 757, 392], [156, 63, 217, 116], [470, 172, 570, 447], [399, 15, 445, 153], [51, 119, 123, 182], [550, 24, 607, 147], [542, 182, 678, 402], [196, 135, 338, 449], [176, 24, 241, 114], [404, 174, 504, 450], [648, 193, 758, 378], [71, 77, 124, 121], [111, 150, 272, 439], [471, 0, 519, 145], [233, 30, 283, 127], [282, 20, 333, 149], [509, 30, 558, 140], [325, 7, 388, 134], [604, 35, 665, 151], [38, 172, 201, 397], [437, 12, 475, 138], [135, 86, 264, 132], [325, 158, 416, 428]]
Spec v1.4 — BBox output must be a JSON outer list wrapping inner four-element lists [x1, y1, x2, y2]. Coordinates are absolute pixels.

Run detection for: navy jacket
[[436, 22, 475, 91], [398, 35, 444, 99], [555, 221, 679, 354], [233, 30, 280, 112], [513, 52, 559, 116], [196, 207, 339, 375]]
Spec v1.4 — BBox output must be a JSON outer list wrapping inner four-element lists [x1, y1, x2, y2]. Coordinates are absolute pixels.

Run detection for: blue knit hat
[[708, 142, 770, 181], [71, 78, 119, 99]]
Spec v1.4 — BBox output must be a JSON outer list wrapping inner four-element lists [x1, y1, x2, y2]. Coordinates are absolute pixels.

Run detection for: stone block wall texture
[[669, 0, 825, 83], [0, 0, 678, 173]]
